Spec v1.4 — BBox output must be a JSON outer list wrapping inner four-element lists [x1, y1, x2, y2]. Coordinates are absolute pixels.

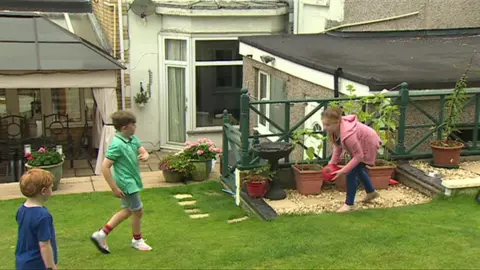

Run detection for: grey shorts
[[120, 192, 143, 211]]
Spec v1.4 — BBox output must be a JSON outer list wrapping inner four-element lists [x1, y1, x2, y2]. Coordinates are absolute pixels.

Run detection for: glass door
[[162, 37, 189, 146]]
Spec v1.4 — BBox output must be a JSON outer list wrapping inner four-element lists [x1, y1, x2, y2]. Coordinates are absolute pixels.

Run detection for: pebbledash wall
[[240, 43, 477, 155]]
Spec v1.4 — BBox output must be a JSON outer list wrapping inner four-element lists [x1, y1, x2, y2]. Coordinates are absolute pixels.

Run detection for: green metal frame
[[221, 84, 480, 192]]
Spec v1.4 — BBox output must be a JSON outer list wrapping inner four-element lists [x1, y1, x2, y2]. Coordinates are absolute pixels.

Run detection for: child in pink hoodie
[[321, 107, 381, 212]]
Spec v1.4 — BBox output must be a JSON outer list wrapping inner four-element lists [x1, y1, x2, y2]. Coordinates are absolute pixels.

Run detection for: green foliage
[[242, 165, 273, 183], [25, 147, 63, 167], [436, 66, 470, 146], [292, 129, 326, 163], [328, 84, 400, 163], [134, 91, 150, 104], [158, 154, 193, 174]]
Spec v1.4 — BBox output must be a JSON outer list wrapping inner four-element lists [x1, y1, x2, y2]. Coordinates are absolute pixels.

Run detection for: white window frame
[[159, 35, 191, 147], [256, 71, 270, 134], [192, 36, 243, 131]]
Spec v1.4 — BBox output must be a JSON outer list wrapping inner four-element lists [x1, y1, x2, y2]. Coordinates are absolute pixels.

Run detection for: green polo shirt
[[105, 132, 143, 194]]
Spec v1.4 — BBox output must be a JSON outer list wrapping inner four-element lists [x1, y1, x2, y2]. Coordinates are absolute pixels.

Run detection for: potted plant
[[158, 154, 192, 183], [133, 82, 150, 108], [362, 92, 399, 189], [242, 165, 272, 198], [430, 62, 471, 167], [182, 138, 222, 181], [291, 129, 325, 195], [24, 147, 64, 191]]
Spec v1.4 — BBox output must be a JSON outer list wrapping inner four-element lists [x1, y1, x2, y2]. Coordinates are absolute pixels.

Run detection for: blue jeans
[[346, 163, 376, 206]]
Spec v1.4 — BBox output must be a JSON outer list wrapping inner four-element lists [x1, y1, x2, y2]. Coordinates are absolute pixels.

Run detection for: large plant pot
[[366, 164, 396, 190], [190, 159, 213, 181], [430, 142, 464, 167], [162, 170, 185, 183], [25, 161, 64, 191], [292, 164, 323, 195], [246, 181, 269, 198]]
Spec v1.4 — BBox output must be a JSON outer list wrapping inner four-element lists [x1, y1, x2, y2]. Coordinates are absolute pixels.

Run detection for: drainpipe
[[333, 67, 342, 98], [118, 0, 126, 110]]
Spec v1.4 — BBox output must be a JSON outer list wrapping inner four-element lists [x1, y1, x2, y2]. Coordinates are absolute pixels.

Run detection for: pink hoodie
[[330, 115, 382, 174]]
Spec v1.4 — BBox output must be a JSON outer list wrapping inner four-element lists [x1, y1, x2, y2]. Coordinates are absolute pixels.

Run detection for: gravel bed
[[265, 184, 431, 215], [410, 161, 480, 180]]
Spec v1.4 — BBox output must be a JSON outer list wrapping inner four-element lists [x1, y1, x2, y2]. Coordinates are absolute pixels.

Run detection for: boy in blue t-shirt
[[15, 169, 57, 270]]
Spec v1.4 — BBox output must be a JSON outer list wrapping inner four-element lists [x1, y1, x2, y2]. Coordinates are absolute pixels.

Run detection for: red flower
[[24, 153, 33, 161]]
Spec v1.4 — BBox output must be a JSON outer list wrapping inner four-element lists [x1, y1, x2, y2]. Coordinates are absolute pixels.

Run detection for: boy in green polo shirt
[[90, 110, 152, 253]]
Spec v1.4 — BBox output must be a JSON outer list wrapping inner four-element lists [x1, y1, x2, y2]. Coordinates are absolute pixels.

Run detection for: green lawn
[[2, 181, 480, 269]]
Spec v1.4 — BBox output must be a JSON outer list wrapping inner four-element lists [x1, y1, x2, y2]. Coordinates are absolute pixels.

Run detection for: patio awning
[[0, 0, 92, 13], [0, 12, 125, 71]]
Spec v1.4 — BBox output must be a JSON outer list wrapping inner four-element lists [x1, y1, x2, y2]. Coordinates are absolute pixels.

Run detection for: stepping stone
[[185, 209, 201, 214], [189, 213, 209, 219], [178, 200, 196, 206], [174, 194, 193, 199], [227, 216, 249, 224]]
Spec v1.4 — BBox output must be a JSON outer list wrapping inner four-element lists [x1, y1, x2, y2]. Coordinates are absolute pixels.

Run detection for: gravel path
[[411, 161, 480, 180], [265, 184, 431, 215]]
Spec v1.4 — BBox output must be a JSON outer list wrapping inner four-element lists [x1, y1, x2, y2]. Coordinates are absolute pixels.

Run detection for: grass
[[2, 180, 480, 269]]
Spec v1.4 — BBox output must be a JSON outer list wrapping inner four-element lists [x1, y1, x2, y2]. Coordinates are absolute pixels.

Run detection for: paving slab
[[265, 199, 299, 212], [228, 216, 249, 224], [189, 213, 209, 219], [75, 168, 94, 177], [0, 182, 23, 200], [174, 194, 193, 199], [462, 162, 480, 175], [54, 181, 95, 196], [148, 164, 160, 171], [179, 200, 196, 206], [185, 209, 201, 214]]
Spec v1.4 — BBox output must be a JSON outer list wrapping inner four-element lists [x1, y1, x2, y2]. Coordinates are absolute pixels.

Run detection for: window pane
[[167, 67, 186, 143], [165, 39, 186, 61], [44, 13, 68, 30], [195, 40, 241, 61], [69, 14, 101, 47], [269, 76, 287, 133], [0, 89, 6, 118], [16, 89, 41, 119], [51, 88, 81, 122], [195, 65, 242, 127], [259, 73, 267, 126]]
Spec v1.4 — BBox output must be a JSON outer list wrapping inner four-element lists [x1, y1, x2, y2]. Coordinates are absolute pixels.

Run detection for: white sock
[[98, 230, 107, 238]]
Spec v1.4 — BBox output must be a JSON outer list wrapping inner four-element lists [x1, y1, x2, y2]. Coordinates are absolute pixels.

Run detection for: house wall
[[119, 5, 288, 151], [297, 0, 480, 34], [243, 58, 478, 158]]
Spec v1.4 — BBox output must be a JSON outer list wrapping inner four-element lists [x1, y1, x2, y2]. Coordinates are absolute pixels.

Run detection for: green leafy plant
[[292, 128, 326, 170], [328, 84, 399, 165], [242, 165, 273, 183], [25, 147, 63, 167], [134, 91, 150, 105], [432, 61, 471, 147], [158, 154, 193, 174], [362, 93, 399, 165]]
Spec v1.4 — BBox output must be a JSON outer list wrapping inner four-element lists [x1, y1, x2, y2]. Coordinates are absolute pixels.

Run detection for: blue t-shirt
[[15, 205, 57, 270]]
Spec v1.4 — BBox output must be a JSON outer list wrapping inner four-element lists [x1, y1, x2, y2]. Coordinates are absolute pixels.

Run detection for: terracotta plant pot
[[246, 181, 269, 198], [162, 170, 185, 183], [292, 164, 323, 195], [366, 164, 396, 190], [430, 141, 464, 167]]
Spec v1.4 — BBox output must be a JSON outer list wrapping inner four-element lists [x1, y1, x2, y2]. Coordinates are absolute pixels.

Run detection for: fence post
[[222, 109, 230, 177], [239, 88, 251, 169], [473, 94, 480, 149], [396, 82, 409, 155]]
